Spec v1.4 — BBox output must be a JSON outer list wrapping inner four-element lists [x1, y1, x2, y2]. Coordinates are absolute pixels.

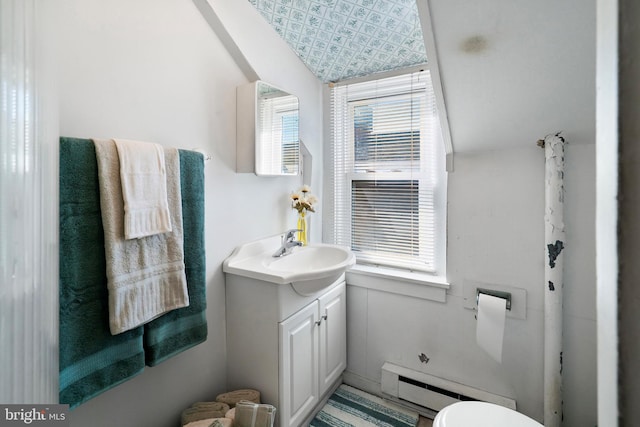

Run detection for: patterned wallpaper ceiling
[[248, 0, 428, 83]]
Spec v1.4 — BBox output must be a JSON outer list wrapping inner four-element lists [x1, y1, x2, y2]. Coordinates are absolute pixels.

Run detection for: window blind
[[329, 71, 445, 273]]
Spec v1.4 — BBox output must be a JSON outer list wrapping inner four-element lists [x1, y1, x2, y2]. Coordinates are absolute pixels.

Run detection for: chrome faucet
[[273, 229, 303, 257]]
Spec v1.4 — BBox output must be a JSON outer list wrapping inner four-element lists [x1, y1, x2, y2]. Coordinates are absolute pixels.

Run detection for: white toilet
[[433, 401, 543, 427]]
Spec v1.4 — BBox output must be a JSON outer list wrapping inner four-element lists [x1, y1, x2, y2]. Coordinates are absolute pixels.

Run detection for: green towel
[[59, 137, 145, 409], [143, 149, 208, 366], [59, 139, 208, 407]]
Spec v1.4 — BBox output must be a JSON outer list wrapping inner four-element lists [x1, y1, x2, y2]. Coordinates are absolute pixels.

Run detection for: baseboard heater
[[381, 362, 516, 412]]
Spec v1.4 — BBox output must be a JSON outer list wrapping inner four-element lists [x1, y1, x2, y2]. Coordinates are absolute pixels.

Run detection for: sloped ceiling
[[247, 0, 427, 83], [244, 0, 596, 151], [428, 0, 596, 151]]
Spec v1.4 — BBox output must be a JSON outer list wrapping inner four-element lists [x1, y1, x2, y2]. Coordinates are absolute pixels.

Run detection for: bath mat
[[310, 384, 419, 427]]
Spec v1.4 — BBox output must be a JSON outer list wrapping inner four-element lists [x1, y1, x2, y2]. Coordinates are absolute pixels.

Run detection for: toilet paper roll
[[476, 293, 507, 363]]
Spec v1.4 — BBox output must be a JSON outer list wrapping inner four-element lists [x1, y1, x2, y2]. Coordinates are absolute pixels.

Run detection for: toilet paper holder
[[477, 288, 512, 311]]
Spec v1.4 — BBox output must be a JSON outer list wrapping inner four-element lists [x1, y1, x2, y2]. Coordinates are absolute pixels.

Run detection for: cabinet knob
[[315, 315, 328, 326]]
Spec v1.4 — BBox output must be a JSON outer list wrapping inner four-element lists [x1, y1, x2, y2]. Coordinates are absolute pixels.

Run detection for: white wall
[[203, 0, 325, 238], [42, 1, 321, 426], [345, 144, 596, 426], [428, 0, 596, 152]]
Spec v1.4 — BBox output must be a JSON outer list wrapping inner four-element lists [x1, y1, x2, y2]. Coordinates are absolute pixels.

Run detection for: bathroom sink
[[267, 245, 351, 272], [223, 234, 355, 296]]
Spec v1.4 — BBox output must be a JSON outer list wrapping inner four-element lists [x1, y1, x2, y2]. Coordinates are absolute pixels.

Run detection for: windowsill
[[345, 264, 450, 302]]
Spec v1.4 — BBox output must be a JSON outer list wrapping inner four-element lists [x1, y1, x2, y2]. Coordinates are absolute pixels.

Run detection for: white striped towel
[[114, 138, 172, 240], [94, 139, 189, 335]]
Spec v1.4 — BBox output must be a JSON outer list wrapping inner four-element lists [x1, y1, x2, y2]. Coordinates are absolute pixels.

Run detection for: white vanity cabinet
[[225, 274, 346, 427], [279, 282, 346, 427]]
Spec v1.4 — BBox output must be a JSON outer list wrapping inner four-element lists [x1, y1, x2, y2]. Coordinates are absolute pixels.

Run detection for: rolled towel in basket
[[192, 402, 232, 411], [181, 402, 230, 426], [216, 389, 261, 408], [184, 418, 232, 427], [232, 401, 276, 427], [225, 408, 235, 421]]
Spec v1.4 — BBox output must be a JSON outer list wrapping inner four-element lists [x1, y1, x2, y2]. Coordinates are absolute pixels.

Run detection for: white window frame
[[327, 70, 448, 281]]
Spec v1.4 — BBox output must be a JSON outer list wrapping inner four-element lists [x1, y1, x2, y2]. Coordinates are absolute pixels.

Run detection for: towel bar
[[191, 147, 211, 162]]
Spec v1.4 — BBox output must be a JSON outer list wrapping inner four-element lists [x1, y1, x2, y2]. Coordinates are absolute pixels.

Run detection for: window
[[329, 71, 447, 275]]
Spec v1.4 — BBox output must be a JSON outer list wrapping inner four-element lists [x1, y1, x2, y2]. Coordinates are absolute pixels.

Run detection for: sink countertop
[[223, 234, 355, 295]]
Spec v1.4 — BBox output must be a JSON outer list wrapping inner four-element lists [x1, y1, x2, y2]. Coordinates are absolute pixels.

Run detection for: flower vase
[[297, 211, 307, 246]]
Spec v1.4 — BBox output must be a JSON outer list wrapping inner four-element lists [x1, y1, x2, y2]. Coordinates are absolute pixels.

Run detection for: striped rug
[[310, 384, 419, 427]]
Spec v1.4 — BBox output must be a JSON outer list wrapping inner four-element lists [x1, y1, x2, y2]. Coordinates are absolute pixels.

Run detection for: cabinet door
[[318, 282, 347, 396], [279, 301, 319, 427]]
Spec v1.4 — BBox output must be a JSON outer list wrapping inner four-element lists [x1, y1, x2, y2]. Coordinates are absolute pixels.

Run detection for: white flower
[[290, 186, 318, 213]]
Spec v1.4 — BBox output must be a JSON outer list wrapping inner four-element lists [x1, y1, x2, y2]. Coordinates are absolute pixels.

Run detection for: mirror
[[256, 82, 299, 175], [236, 81, 300, 176]]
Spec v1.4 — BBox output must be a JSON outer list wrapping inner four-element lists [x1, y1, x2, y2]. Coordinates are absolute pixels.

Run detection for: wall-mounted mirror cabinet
[[236, 81, 300, 176]]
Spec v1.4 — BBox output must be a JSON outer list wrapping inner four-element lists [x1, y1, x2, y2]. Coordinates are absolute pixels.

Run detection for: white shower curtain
[[0, 0, 59, 403]]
